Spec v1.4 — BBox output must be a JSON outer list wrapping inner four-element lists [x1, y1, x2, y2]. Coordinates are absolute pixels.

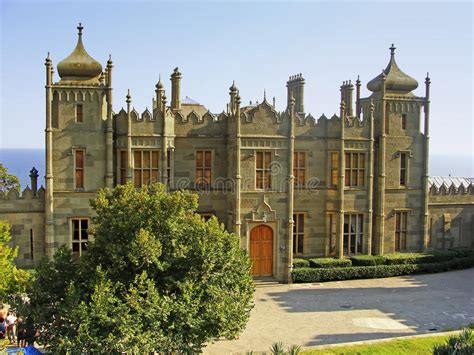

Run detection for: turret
[[155, 75, 164, 112], [29, 167, 39, 196], [340, 80, 354, 117], [170, 67, 182, 112], [286, 73, 305, 115]]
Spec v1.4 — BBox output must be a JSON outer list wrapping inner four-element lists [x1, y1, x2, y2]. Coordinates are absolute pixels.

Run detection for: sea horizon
[[0, 148, 472, 190]]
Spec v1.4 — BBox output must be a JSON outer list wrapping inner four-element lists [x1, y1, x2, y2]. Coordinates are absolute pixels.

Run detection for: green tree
[[0, 163, 20, 194], [0, 221, 29, 301], [24, 183, 254, 352]]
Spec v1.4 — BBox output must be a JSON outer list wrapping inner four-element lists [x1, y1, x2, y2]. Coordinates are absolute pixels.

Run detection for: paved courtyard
[[204, 268, 474, 354]]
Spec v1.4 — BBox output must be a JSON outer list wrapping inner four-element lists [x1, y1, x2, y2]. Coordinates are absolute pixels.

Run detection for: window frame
[[328, 213, 337, 256], [401, 113, 407, 131], [292, 212, 305, 255], [343, 213, 364, 256], [400, 152, 407, 187], [293, 151, 306, 187], [76, 104, 83, 123], [120, 150, 127, 185], [195, 149, 213, 188], [344, 152, 366, 187], [70, 217, 90, 256], [330, 151, 339, 188], [395, 211, 408, 251], [133, 149, 160, 187], [255, 151, 272, 190], [74, 149, 85, 189]]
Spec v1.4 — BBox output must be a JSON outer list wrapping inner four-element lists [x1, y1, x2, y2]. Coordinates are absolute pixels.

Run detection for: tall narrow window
[[256, 151, 272, 190], [71, 218, 89, 256], [76, 104, 83, 123], [167, 150, 172, 186], [385, 104, 389, 134], [75, 149, 84, 189], [401, 114, 407, 130], [395, 211, 408, 251], [293, 213, 305, 254], [330, 152, 339, 187], [328, 214, 337, 256], [196, 150, 212, 187], [29, 229, 34, 260], [293, 152, 306, 187], [345, 152, 365, 187], [343, 214, 363, 255], [133, 150, 159, 187], [120, 151, 127, 185], [400, 152, 407, 186]]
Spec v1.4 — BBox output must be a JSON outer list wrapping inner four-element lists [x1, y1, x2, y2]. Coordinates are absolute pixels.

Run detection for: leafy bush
[[433, 328, 473, 355], [384, 253, 436, 265], [292, 256, 474, 283], [308, 257, 352, 268], [351, 255, 385, 266], [292, 258, 310, 268]]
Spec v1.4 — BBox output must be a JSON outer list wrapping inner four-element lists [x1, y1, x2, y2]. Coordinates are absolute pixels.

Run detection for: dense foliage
[[21, 183, 254, 352], [308, 257, 352, 268], [292, 256, 474, 283], [0, 220, 29, 301], [433, 328, 474, 355], [0, 163, 20, 194]]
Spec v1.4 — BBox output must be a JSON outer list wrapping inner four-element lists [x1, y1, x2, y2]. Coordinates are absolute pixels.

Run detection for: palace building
[[1, 24, 473, 283]]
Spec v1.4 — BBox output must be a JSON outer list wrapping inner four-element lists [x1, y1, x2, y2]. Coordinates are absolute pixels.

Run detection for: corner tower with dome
[[0, 26, 472, 282]]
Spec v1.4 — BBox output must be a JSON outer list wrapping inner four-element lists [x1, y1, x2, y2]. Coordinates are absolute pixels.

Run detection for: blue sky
[[0, 1, 472, 174]]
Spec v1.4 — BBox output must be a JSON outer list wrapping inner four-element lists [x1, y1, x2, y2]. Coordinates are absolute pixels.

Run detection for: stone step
[[253, 277, 280, 288]]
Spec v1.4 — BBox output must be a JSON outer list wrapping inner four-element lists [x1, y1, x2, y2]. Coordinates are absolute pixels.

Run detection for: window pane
[[345, 171, 350, 186], [196, 151, 203, 168], [143, 151, 151, 169], [297, 214, 304, 233], [134, 151, 142, 168], [121, 151, 127, 167], [345, 153, 351, 169], [256, 171, 263, 189], [353, 154, 359, 169], [72, 243, 80, 252], [75, 150, 84, 168], [75, 170, 84, 188], [264, 152, 272, 168], [152, 151, 159, 168], [256, 152, 263, 169], [298, 233, 304, 254], [134, 170, 141, 187], [143, 170, 150, 185], [81, 219, 88, 230], [204, 151, 212, 167], [204, 169, 211, 183], [358, 170, 365, 187], [359, 154, 365, 169], [76, 105, 83, 122], [151, 170, 159, 184], [73, 228, 79, 240]]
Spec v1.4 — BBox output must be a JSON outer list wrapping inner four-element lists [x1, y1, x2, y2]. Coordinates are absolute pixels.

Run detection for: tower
[[366, 44, 428, 254], [45, 23, 112, 256]]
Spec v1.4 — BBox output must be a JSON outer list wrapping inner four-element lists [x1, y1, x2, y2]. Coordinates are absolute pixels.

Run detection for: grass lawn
[[303, 335, 449, 354]]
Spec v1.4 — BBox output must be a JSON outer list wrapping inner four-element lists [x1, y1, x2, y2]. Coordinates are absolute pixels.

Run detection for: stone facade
[[1, 25, 473, 282]]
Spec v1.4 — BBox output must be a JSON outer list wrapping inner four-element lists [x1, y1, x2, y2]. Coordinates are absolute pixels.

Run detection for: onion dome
[[367, 44, 418, 94], [57, 23, 103, 82], [155, 75, 164, 90], [229, 80, 238, 93]]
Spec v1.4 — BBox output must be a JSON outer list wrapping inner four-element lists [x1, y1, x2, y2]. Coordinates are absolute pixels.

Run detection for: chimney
[[29, 167, 39, 196], [286, 73, 305, 114], [340, 80, 354, 117], [170, 67, 182, 112]]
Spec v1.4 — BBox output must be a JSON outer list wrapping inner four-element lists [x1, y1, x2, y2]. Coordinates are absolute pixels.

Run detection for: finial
[[126, 89, 131, 104], [390, 43, 396, 57], [29, 167, 39, 177], [263, 89, 266, 101], [107, 54, 113, 65], [229, 80, 238, 92], [77, 22, 84, 36], [45, 52, 52, 65], [369, 98, 374, 111], [425, 72, 431, 82]]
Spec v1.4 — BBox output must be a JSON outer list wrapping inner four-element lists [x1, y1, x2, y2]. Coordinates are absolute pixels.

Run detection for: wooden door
[[250, 225, 273, 276]]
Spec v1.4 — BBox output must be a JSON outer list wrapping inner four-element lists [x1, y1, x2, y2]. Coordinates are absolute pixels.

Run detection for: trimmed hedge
[[292, 256, 474, 283], [351, 255, 385, 266], [293, 258, 310, 268], [308, 258, 352, 268]]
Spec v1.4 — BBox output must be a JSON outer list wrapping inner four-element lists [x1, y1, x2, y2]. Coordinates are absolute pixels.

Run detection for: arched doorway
[[249, 224, 273, 276]]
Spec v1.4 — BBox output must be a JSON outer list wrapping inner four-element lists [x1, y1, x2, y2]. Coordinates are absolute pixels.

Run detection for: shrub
[[308, 258, 352, 268], [292, 258, 310, 268], [384, 253, 435, 265], [351, 255, 385, 266], [292, 256, 474, 283], [432, 328, 473, 355]]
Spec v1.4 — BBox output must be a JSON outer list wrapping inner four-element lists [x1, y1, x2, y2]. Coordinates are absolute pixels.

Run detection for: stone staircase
[[253, 276, 280, 288]]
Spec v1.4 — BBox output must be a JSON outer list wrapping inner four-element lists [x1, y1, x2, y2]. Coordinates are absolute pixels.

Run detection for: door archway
[[249, 224, 273, 276]]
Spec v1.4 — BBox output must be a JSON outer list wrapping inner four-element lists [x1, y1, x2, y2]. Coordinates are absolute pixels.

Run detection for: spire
[[126, 89, 132, 104], [389, 43, 396, 59], [77, 22, 84, 36], [263, 88, 267, 101], [156, 74, 164, 90]]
